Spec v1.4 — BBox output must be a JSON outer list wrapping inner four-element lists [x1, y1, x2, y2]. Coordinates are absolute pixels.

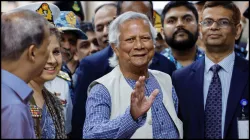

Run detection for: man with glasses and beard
[[161, 1, 204, 69], [172, 1, 248, 139]]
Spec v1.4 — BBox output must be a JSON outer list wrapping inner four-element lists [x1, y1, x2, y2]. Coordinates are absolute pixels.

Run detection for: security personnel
[[55, 11, 88, 105]]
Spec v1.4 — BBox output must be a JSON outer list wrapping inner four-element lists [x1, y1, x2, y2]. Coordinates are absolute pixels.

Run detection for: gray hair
[[1, 9, 49, 60], [108, 11, 157, 67]]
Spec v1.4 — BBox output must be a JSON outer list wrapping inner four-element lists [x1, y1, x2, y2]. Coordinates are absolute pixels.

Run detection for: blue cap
[[55, 11, 87, 40]]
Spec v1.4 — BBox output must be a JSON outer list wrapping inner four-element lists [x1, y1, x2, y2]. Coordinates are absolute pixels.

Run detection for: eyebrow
[[166, 13, 194, 19], [96, 24, 103, 27], [203, 17, 230, 21], [80, 40, 90, 45], [183, 14, 193, 19], [124, 34, 151, 39]]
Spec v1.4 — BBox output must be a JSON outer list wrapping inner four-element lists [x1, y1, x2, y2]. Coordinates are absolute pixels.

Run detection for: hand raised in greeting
[[130, 76, 159, 121]]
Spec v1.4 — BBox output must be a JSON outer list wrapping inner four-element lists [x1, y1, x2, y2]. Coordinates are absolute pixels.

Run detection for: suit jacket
[[71, 45, 176, 138], [172, 54, 249, 139]]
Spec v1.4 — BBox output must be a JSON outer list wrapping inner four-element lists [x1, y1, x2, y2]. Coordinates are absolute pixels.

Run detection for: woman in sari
[[28, 24, 67, 139]]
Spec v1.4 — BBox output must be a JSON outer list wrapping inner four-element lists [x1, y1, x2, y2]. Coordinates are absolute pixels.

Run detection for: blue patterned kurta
[[161, 47, 204, 69], [83, 72, 179, 139], [40, 104, 56, 139]]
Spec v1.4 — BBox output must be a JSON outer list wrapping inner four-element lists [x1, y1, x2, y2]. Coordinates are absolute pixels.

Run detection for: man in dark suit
[[172, 1, 249, 139], [71, 1, 176, 138]]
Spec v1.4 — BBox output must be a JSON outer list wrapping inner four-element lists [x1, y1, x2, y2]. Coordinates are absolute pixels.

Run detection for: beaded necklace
[[29, 96, 43, 139], [30, 88, 67, 139]]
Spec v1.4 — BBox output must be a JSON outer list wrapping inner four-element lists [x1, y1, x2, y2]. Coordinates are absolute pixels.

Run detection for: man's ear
[[235, 23, 242, 40], [28, 45, 36, 62], [73, 52, 79, 62], [197, 23, 200, 34], [199, 24, 203, 40], [197, 24, 202, 39], [152, 16, 156, 26], [160, 27, 165, 40], [111, 43, 119, 57]]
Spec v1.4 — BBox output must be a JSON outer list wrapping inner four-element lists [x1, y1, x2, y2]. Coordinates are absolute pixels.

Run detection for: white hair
[[108, 11, 157, 68]]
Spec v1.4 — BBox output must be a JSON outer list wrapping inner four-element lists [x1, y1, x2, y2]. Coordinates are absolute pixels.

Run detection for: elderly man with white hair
[[83, 11, 183, 139]]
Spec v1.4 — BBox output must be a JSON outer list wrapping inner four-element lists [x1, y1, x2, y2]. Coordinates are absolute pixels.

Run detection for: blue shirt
[[83, 72, 179, 139], [161, 47, 204, 69], [204, 52, 235, 138], [1, 69, 35, 138]]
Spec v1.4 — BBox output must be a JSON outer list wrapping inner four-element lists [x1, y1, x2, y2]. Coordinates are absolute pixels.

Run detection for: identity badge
[[238, 99, 249, 139]]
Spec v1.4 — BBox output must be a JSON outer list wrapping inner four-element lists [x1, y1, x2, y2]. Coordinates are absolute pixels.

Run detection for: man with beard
[[161, 1, 204, 69]]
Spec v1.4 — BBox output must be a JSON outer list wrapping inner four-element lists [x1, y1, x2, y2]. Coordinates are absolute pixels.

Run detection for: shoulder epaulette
[[57, 71, 71, 81]]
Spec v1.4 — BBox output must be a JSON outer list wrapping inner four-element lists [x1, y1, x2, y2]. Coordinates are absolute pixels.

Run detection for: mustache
[[173, 28, 190, 37], [61, 49, 72, 57], [61, 48, 73, 62], [164, 27, 199, 51]]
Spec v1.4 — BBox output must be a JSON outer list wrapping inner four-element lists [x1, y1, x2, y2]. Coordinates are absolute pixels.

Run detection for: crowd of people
[[1, 1, 249, 139]]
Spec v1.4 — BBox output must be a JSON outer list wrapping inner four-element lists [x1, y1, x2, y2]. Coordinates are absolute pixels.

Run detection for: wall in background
[[1, 1, 248, 43]]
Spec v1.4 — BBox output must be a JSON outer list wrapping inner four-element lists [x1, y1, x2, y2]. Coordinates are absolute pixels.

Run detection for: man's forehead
[[165, 6, 195, 18], [97, 5, 117, 14], [120, 19, 150, 30], [120, 1, 153, 23], [94, 6, 116, 24], [121, 1, 151, 8], [122, 18, 148, 24], [85, 31, 96, 40], [201, 6, 233, 20], [94, 16, 114, 27], [62, 31, 78, 39], [121, 1, 151, 13]]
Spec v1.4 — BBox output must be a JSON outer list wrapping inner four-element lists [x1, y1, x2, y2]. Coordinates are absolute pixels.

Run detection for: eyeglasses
[[200, 19, 235, 28]]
